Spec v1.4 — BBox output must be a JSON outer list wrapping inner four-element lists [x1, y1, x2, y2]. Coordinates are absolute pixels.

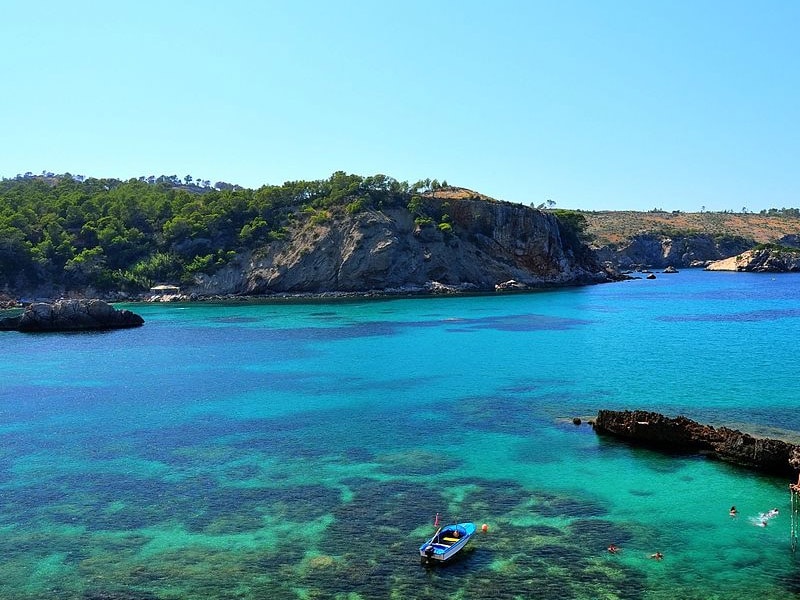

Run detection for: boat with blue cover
[[419, 522, 476, 563]]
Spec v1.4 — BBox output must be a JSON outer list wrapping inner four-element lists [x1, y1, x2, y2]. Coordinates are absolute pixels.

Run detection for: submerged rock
[[0, 299, 144, 332], [594, 409, 799, 476]]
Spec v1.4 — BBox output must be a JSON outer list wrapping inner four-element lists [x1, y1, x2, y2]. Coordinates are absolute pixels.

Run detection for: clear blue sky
[[1, 1, 797, 212]]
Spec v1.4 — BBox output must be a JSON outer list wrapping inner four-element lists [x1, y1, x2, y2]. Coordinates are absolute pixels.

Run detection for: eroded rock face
[[0, 299, 144, 332], [705, 248, 800, 272], [189, 199, 616, 296], [593, 234, 752, 270], [594, 409, 798, 476]]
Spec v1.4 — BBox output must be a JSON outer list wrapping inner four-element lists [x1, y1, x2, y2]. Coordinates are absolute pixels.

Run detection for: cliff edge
[[705, 247, 800, 272], [584, 210, 800, 270], [189, 195, 616, 297]]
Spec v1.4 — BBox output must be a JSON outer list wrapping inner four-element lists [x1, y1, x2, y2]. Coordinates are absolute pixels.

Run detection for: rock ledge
[[0, 299, 144, 332], [594, 409, 800, 476]]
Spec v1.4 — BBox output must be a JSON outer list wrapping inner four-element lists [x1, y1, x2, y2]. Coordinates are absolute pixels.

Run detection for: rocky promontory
[[593, 409, 800, 476], [0, 299, 144, 332], [705, 247, 800, 272], [188, 195, 617, 297]]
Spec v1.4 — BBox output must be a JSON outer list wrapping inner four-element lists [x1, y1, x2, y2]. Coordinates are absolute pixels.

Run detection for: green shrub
[[309, 210, 331, 225], [346, 198, 365, 214]]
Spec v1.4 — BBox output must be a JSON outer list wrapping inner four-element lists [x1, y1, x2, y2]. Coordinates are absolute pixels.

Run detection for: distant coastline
[[3, 173, 800, 303]]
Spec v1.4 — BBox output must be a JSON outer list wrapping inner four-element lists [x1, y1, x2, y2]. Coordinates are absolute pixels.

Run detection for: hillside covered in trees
[[0, 172, 603, 300], [0, 173, 432, 296]]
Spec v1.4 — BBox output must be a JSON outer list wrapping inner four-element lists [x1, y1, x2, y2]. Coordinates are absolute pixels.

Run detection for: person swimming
[[650, 552, 664, 560], [608, 544, 620, 554], [729, 506, 737, 516], [756, 508, 779, 523]]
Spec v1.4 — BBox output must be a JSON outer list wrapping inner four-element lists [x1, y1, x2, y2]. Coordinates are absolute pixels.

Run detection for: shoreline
[[1, 278, 617, 310]]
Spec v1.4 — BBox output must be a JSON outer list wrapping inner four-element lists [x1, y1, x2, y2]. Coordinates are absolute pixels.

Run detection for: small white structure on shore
[[149, 285, 180, 295], [147, 284, 183, 302]]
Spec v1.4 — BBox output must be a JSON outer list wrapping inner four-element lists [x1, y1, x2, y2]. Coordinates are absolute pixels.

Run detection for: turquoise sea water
[[1, 269, 800, 599]]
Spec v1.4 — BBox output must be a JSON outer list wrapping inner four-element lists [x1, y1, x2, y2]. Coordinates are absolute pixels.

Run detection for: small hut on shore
[[149, 285, 180, 296]]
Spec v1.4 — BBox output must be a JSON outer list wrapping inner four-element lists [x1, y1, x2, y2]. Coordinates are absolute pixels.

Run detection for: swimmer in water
[[758, 508, 779, 522], [650, 552, 664, 560], [608, 544, 620, 554], [729, 506, 737, 517], [749, 515, 770, 527]]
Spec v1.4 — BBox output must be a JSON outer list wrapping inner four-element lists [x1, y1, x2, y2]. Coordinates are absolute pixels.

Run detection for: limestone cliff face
[[705, 248, 800, 272], [190, 198, 613, 296], [593, 234, 752, 270]]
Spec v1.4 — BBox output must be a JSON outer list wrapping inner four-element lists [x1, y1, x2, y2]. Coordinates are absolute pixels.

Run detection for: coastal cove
[[1, 269, 799, 599]]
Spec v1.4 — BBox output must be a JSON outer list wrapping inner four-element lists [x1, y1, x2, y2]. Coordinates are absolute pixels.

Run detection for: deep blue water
[[1, 269, 799, 599]]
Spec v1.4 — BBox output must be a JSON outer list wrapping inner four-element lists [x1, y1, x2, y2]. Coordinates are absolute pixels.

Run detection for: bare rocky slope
[[705, 247, 800, 272], [583, 210, 800, 269], [186, 195, 615, 297]]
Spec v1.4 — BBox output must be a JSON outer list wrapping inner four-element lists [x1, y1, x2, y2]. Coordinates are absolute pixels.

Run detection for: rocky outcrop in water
[[0, 299, 144, 332], [593, 409, 799, 476], [190, 197, 617, 296]]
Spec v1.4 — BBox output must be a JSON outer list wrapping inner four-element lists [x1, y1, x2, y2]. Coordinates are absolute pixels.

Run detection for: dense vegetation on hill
[[0, 172, 467, 296]]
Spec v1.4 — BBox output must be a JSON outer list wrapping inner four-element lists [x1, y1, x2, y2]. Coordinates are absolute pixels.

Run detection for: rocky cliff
[[594, 409, 800, 476], [189, 196, 616, 297], [584, 210, 800, 270], [593, 234, 752, 270], [705, 247, 800, 272]]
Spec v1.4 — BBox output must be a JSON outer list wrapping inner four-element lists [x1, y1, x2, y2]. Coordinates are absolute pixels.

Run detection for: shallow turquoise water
[[1, 270, 799, 599]]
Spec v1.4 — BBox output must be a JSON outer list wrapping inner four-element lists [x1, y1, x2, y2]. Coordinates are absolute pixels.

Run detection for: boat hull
[[419, 522, 476, 563]]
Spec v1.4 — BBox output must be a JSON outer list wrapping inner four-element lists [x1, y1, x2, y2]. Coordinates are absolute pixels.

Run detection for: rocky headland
[[0, 299, 144, 332], [593, 409, 800, 477], [705, 246, 800, 272], [176, 195, 618, 298], [1, 183, 622, 303]]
